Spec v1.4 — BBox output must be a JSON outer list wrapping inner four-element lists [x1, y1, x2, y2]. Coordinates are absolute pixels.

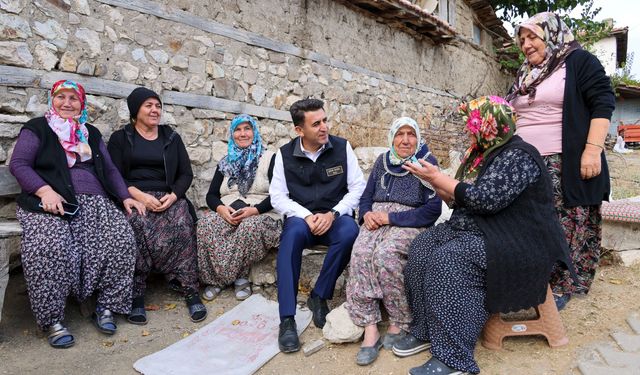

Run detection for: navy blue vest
[[280, 135, 349, 214]]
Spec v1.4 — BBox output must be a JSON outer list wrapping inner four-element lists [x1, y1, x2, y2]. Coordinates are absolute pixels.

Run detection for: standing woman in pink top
[[506, 12, 615, 310]]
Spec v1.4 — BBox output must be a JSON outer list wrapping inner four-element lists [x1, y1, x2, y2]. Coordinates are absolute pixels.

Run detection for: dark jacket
[[454, 136, 575, 313], [16, 117, 122, 215], [107, 123, 197, 221], [561, 49, 615, 207], [280, 135, 349, 214]]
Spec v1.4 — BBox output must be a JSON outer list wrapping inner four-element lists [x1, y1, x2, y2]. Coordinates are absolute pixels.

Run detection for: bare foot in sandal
[[234, 278, 252, 301]]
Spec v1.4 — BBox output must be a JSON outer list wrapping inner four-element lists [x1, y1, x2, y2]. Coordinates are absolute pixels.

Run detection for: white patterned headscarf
[[387, 117, 424, 165]]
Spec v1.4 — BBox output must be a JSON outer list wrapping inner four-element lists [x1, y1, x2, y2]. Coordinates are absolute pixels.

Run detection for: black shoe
[[307, 295, 330, 328], [278, 317, 300, 353]]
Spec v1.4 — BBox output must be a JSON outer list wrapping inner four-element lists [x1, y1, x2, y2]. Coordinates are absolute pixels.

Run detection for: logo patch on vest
[[326, 165, 344, 177]]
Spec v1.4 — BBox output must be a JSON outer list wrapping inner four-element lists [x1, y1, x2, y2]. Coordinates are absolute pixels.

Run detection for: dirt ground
[[1, 151, 639, 375]]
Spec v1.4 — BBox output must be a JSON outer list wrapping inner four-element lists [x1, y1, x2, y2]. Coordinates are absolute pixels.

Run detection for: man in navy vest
[[270, 98, 366, 353]]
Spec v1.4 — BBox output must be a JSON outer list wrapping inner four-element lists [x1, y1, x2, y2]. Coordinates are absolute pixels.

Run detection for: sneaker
[[392, 333, 431, 357]]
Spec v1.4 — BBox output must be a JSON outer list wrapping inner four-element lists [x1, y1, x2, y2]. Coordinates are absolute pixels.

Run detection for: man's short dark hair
[[289, 98, 324, 127]]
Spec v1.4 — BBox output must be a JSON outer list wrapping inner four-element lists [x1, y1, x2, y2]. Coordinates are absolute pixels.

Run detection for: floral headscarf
[[217, 114, 264, 196], [45, 79, 92, 167], [505, 12, 581, 104], [455, 96, 517, 182]]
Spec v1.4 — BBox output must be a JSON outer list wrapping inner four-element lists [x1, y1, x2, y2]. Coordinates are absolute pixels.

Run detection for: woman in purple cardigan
[[9, 80, 144, 348]]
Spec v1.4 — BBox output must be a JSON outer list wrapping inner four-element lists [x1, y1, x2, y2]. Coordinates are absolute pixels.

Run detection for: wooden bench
[[0, 165, 22, 324]]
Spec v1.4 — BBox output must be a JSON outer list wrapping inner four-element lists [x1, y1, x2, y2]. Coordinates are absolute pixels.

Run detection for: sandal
[[47, 323, 75, 349], [203, 285, 222, 301], [92, 309, 117, 335], [234, 279, 252, 301], [127, 307, 148, 325], [185, 293, 208, 323]]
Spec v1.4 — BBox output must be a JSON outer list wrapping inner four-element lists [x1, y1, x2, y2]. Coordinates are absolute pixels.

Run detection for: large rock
[[322, 302, 363, 343], [0, 41, 32, 67], [0, 13, 31, 39], [75, 28, 101, 58], [33, 19, 68, 49]]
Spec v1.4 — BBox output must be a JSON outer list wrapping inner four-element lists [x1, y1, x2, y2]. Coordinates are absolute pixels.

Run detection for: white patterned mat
[[134, 294, 312, 375]]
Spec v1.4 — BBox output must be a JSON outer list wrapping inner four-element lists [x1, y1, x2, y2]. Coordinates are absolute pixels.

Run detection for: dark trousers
[[277, 216, 359, 318]]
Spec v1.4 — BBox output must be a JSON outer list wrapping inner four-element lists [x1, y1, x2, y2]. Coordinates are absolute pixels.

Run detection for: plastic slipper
[[47, 323, 75, 349], [234, 279, 252, 301], [127, 307, 148, 325], [92, 309, 117, 335], [203, 285, 222, 301], [185, 293, 208, 323]]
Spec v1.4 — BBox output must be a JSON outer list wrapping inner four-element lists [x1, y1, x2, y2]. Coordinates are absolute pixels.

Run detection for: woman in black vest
[[9, 80, 145, 348], [398, 96, 573, 374], [108, 87, 206, 325]]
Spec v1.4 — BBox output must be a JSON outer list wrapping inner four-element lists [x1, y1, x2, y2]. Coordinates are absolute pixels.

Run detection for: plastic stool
[[481, 285, 569, 350]]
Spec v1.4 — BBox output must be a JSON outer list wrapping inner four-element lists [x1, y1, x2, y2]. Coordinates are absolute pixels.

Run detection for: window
[[473, 23, 482, 44], [437, 0, 456, 26]]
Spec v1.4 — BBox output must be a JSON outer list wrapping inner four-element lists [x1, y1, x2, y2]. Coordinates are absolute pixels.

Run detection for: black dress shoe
[[307, 295, 330, 328], [278, 317, 300, 353]]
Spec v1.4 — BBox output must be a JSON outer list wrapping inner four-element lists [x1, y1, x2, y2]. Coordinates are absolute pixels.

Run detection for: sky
[[501, 0, 640, 78]]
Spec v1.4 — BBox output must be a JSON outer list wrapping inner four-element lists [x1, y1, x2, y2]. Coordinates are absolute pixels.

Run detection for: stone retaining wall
[[0, 0, 511, 212]]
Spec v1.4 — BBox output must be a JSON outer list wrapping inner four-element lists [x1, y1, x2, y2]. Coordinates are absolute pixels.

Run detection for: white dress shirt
[[269, 138, 366, 219]]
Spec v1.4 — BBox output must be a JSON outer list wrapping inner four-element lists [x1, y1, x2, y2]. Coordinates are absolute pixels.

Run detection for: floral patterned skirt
[[128, 192, 198, 297], [544, 154, 602, 295], [346, 201, 423, 331], [17, 194, 136, 330], [197, 211, 281, 288]]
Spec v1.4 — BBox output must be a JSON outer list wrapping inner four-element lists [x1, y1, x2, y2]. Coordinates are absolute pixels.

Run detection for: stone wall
[[0, 0, 511, 210]]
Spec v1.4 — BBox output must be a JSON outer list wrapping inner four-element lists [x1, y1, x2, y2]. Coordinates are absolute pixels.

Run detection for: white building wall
[[593, 37, 618, 76]]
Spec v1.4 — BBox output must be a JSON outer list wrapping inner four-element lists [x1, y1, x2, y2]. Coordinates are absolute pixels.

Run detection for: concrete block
[[611, 332, 640, 352], [597, 345, 640, 368], [578, 361, 637, 375], [627, 313, 640, 335], [303, 339, 325, 356]]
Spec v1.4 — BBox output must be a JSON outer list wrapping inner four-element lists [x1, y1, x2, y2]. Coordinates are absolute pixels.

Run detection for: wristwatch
[[330, 209, 340, 220]]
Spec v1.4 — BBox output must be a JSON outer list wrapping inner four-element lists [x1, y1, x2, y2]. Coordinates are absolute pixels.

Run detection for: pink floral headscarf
[[45, 80, 92, 167], [455, 96, 517, 182]]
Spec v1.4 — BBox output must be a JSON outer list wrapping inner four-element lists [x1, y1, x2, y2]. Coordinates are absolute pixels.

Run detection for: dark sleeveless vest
[[280, 135, 349, 214], [16, 117, 119, 214]]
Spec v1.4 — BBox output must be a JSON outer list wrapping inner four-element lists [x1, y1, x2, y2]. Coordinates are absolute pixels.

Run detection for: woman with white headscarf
[[345, 117, 442, 366]]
